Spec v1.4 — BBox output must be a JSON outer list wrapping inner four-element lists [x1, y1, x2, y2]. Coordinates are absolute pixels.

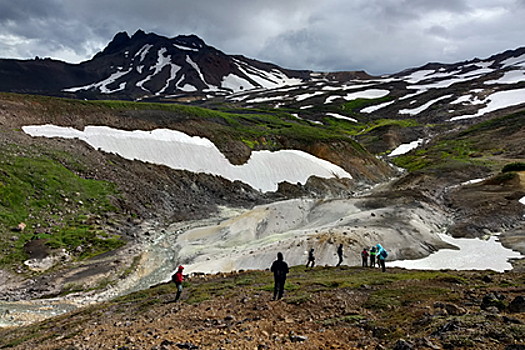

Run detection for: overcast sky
[[1, 0, 524, 75]]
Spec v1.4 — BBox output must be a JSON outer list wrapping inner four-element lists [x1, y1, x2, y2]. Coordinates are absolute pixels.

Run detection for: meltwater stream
[[0, 223, 181, 327]]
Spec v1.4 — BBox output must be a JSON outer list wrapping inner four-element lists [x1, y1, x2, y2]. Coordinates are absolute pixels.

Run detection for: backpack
[[380, 249, 388, 258]]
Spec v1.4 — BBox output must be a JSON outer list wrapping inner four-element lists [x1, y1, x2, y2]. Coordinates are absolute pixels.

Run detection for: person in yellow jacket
[[370, 246, 377, 268]]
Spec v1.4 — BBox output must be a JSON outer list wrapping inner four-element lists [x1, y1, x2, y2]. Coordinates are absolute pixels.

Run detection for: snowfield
[[388, 139, 424, 157], [390, 234, 521, 272], [451, 88, 525, 121], [22, 125, 352, 193]]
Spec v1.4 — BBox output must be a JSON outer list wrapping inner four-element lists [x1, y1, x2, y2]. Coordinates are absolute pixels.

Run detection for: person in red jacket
[[361, 248, 369, 267], [172, 265, 184, 301]]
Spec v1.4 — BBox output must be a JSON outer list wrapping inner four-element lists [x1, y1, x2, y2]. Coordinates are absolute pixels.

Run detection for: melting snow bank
[[22, 125, 351, 192], [389, 139, 424, 157], [390, 234, 522, 272]]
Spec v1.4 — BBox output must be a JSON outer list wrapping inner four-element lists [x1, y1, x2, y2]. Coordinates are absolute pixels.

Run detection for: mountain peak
[[131, 29, 147, 40], [102, 31, 132, 55], [174, 34, 206, 49]]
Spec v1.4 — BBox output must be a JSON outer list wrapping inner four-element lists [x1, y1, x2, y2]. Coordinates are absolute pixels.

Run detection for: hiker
[[370, 246, 377, 268], [306, 248, 315, 268], [376, 244, 387, 272], [270, 252, 289, 300], [361, 248, 369, 267], [172, 265, 184, 301], [336, 243, 344, 267]]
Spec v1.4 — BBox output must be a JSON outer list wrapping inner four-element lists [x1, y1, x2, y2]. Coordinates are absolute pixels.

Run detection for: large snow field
[[390, 234, 522, 272], [22, 125, 352, 193]]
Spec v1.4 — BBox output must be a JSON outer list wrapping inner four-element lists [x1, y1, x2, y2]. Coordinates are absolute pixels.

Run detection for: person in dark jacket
[[336, 243, 344, 267], [306, 248, 315, 268], [172, 265, 184, 301], [370, 246, 377, 268], [270, 252, 289, 300], [361, 248, 369, 267]]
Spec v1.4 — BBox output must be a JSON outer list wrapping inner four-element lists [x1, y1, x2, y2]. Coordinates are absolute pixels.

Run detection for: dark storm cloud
[[0, 0, 524, 74]]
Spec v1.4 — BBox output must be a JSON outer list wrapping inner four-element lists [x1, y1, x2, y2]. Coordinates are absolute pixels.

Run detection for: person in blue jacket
[[376, 243, 387, 272]]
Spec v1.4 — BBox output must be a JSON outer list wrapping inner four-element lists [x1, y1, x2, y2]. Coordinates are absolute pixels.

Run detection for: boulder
[[393, 339, 414, 350], [508, 296, 525, 313]]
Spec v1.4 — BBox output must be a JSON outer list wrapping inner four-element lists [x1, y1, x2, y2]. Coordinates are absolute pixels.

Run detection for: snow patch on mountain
[[173, 43, 199, 52], [233, 58, 302, 89], [186, 55, 209, 87], [399, 95, 452, 115], [502, 54, 525, 68], [451, 88, 525, 121], [222, 74, 256, 92], [326, 113, 358, 123], [390, 234, 521, 272], [361, 100, 395, 113], [64, 68, 132, 94], [22, 125, 352, 193], [485, 69, 525, 85], [135, 44, 153, 63], [324, 89, 390, 104], [389, 139, 424, 157]]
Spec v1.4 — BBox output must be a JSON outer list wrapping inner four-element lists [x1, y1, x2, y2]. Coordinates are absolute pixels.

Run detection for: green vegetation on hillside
[[342, 96, 393, 115], [357, 118, 419, 135], [502, 162, 525, 173], [389, 109, 525, 172], [392, 138, 484, 172], [0, 144, 124, 269]]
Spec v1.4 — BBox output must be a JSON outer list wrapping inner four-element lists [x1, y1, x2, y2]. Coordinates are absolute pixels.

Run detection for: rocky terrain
[[3, 266, 525, 349]]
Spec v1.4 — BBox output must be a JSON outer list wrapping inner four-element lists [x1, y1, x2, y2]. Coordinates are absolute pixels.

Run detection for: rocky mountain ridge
[[0, 30, 311, 100]]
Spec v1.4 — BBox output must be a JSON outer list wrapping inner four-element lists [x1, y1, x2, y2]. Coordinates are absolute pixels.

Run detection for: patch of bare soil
[[445, 171, 525, 242]]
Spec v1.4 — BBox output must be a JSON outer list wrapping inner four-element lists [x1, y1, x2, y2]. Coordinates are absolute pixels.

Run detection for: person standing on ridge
[[361, 248, 369, 267], [306, 248, 315, 268], [376, 244, 388, 272], [270, 252, 289, 300], [370, 246, 377, 268], [336, 243, 344, 267], [172, 265, 184, 301]]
